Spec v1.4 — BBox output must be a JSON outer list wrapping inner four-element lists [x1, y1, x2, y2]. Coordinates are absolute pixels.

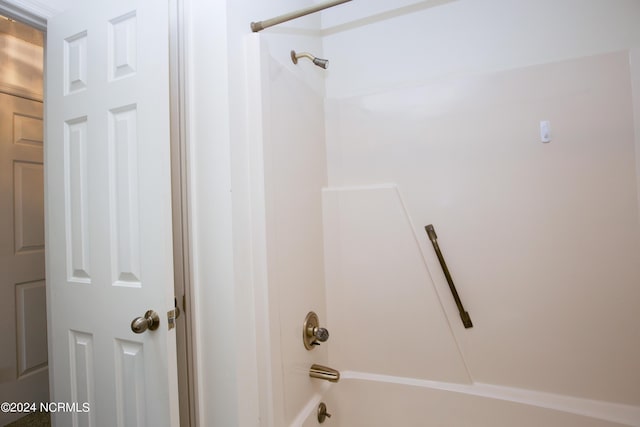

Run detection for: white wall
[[0, 30, 42, 100], [186, 1, 240, 426]]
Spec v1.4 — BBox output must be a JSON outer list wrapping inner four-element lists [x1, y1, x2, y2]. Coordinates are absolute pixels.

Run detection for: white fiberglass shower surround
[[246, 1, 640, 426]]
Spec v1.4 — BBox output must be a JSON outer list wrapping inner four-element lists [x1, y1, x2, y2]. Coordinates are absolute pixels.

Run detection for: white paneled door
[[46, 0, 179, 426], [0, 93, 47, 426]]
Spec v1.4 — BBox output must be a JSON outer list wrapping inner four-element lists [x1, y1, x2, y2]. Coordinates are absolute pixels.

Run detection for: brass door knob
[[131, 310, 160, 334]]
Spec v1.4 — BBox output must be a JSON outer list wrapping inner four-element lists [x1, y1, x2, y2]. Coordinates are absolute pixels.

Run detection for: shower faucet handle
[[303, 311, 330, 350], [313, 326, 330, 342], [310, 328, 328, 346]]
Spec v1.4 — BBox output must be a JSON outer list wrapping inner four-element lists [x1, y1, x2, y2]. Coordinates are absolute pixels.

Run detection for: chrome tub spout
[[310, 364, 340, 383]]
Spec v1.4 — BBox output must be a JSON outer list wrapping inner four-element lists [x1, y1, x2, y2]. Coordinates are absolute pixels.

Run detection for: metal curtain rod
[[251, 0, 352, 32]]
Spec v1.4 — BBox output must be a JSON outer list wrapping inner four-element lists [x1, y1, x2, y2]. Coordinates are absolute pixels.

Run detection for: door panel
[[0, 93, 46, 426], [46, 1, 179, 425]]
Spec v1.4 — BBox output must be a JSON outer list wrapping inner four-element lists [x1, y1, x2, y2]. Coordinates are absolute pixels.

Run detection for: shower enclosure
[[245, 1, 640, 426]]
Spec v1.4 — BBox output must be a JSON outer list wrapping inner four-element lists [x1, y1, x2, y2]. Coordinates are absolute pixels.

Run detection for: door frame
[[168, 0, 199, 425], [0, 1, 46, 32], [0, 1, 198, 425]]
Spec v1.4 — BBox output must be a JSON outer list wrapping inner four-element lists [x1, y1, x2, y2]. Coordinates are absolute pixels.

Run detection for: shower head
[[291, 50, 329, 70], [312, 57, 329, 69]]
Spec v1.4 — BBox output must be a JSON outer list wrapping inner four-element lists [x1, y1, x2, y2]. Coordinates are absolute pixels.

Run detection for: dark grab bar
[[425, 225, 473, 328]]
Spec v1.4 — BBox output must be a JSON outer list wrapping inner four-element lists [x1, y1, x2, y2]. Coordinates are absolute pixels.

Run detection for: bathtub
[[296, 372, 640, 427]]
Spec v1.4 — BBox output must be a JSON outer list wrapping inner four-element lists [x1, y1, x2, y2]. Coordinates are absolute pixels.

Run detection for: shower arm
[[250, 0, 352, 32], [425, 225, 473, 329], [293, 52, 315, 63], [290, 50, 329, 69]]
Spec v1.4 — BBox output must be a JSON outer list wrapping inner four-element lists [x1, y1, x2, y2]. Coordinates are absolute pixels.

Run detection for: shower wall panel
[[322, 0, 640, 99], [323, 51, 640, 407], [255, 39, 329, 426], [322, 185, 470, 383]]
